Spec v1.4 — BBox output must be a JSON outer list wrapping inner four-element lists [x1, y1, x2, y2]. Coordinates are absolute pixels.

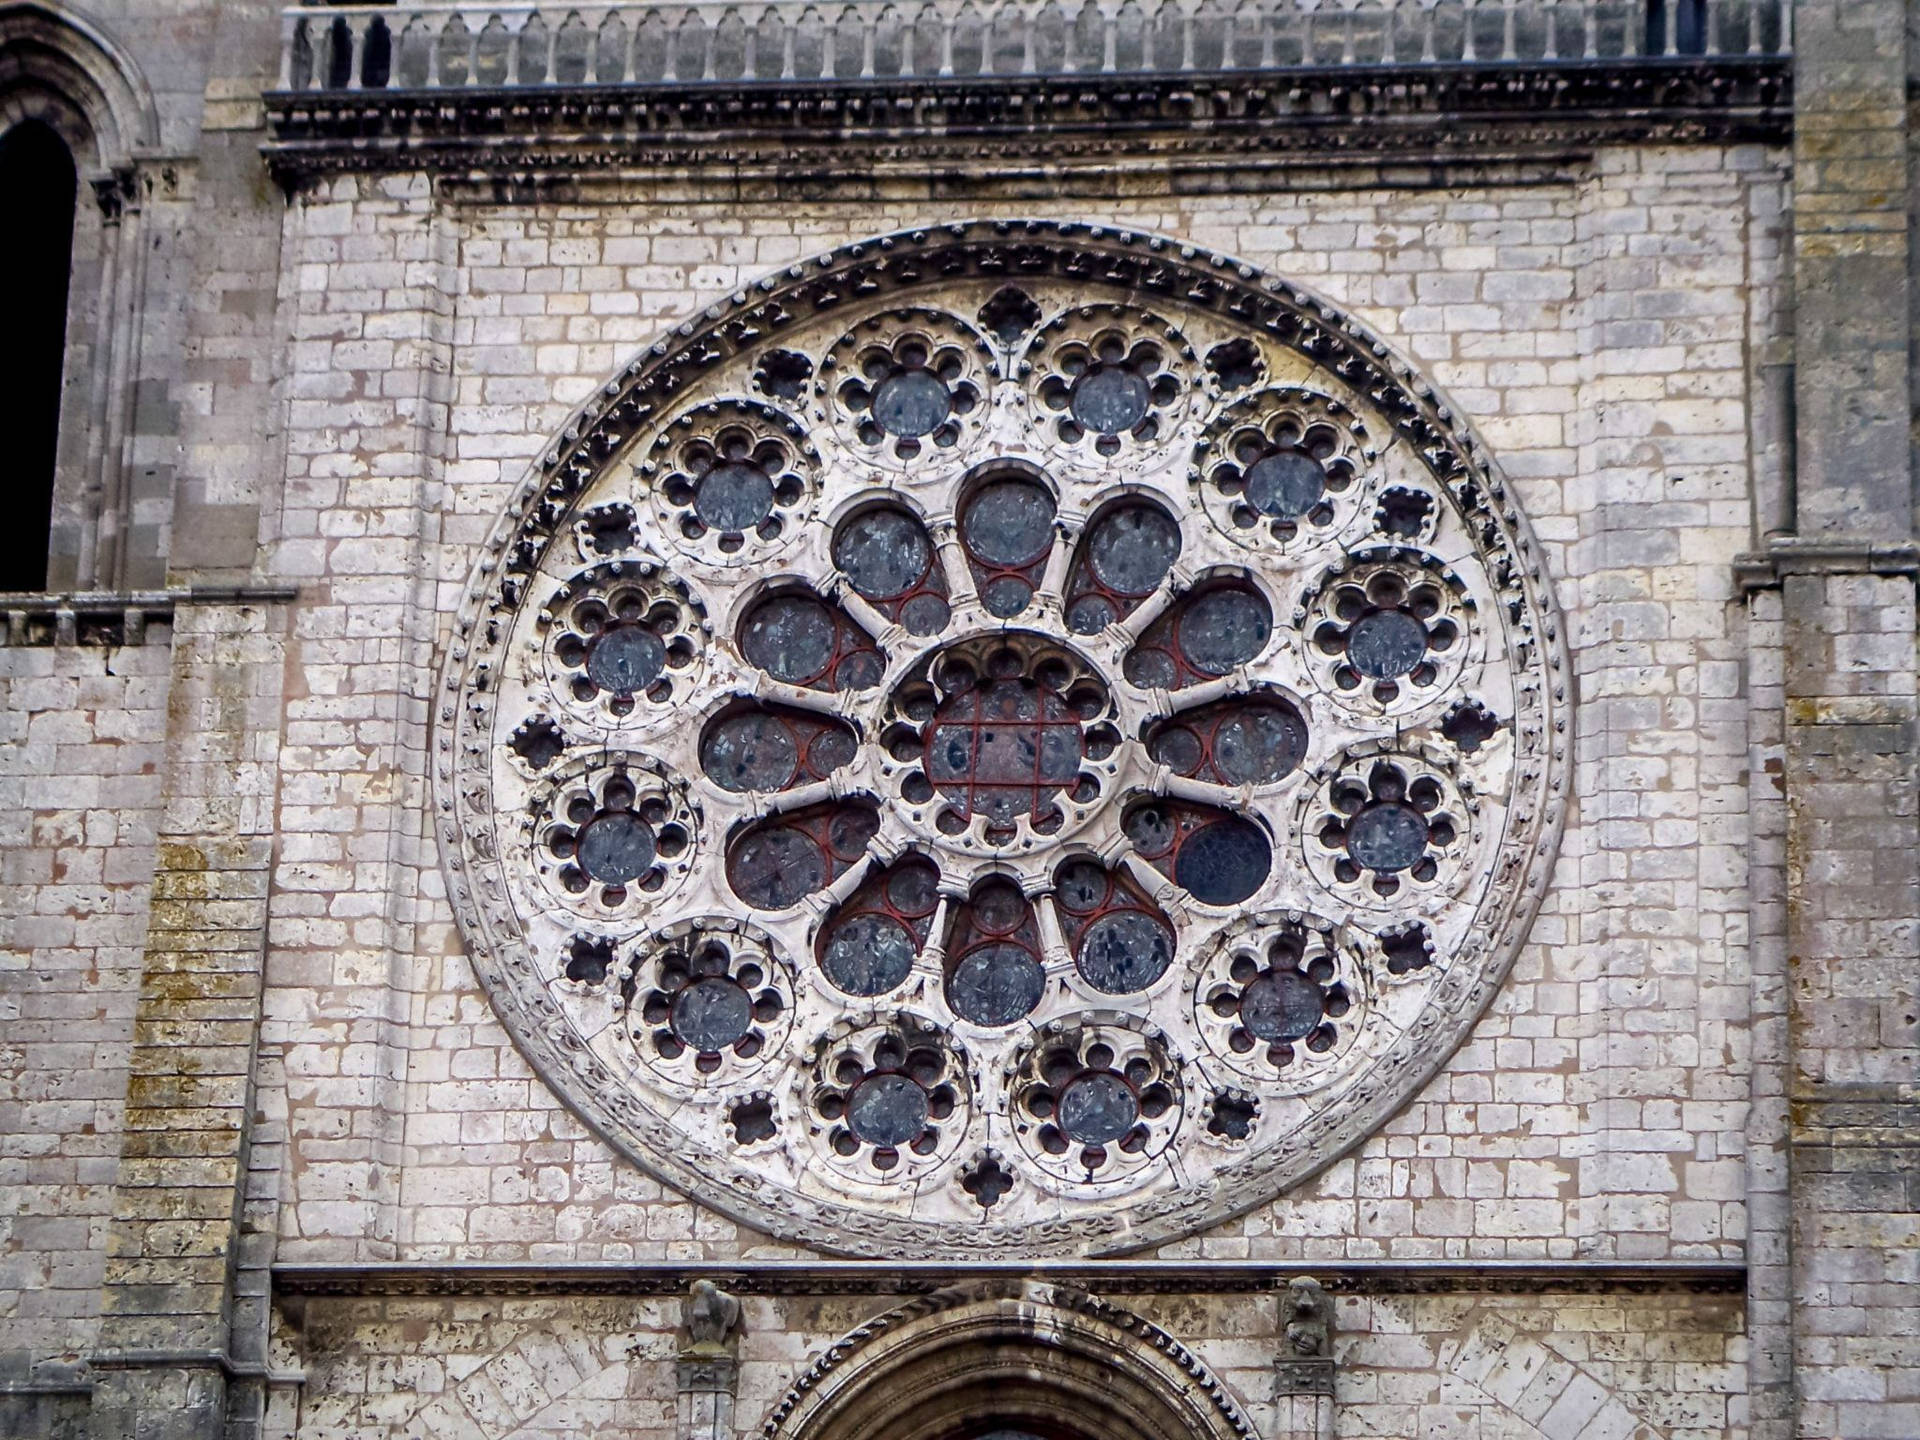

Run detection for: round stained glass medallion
[[443, 223, 1568, 1259]]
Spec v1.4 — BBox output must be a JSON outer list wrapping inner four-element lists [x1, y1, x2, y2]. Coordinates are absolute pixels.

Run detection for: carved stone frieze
[[263, 60, 1788, 185], [434, 221, 1571, 1257]]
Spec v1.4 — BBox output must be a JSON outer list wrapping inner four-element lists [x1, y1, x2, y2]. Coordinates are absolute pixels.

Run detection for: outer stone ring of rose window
[[442, 222, 1570, 1259]]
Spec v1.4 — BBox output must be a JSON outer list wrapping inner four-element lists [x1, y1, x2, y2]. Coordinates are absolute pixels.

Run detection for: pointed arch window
[[0, 119, 76, 592]]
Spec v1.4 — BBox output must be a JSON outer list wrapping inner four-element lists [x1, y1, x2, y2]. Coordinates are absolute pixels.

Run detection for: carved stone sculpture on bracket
[[435, 221, 1571, 1258], [683, 1278, 742, 1352], [678, 1279, 744, 1440], [1277, 1275, 1336, 1440]]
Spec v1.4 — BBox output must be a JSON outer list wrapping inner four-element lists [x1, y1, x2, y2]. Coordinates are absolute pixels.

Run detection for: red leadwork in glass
[[1122, 579, 1272, 692], [1053, 858, 1175, 995], [1062, 500, 1181, 637], [925, 674, 1084, 842], [815, 855, 943, 997], [1144, 693, 1308, 789], [831, 504, 951, 637], [737, 589, 884, 693], [726, 800, 880, 911], [1122, 796, 1271, 908], [957, 476, 1056, 619], [699, 703, 858, 794], [943, 877, 1047, 1026]]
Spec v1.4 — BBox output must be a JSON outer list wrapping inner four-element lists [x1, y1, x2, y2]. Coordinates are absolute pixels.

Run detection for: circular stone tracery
[[442, 223, 1569, 1259]]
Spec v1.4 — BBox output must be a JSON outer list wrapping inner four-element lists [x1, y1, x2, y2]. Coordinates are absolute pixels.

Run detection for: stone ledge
[[0, 585, 301, 647], [1734, 537, 1920, 593], [271, 1258, 1747, 1298]]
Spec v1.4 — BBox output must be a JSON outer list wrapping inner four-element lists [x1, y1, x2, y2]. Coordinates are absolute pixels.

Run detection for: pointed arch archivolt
[[0, 0, 157, 170], [757, 1282, 1261, 1440]]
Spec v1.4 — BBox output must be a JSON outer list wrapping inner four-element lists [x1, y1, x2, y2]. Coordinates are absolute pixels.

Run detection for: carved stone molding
[[434, 220, 1572, 1258], [1733, 537, 1920, 594], [263, 59, 1789, 185], [271, 1258, 1748, 1298]]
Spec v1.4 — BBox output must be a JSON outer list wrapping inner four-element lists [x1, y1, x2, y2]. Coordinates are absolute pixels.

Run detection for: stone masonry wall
[[0, 633, 172, 1361], [257, 144, 1784, 1273]]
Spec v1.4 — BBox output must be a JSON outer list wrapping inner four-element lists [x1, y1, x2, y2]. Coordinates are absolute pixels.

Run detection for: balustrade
[[276, 0, 1788, 93]]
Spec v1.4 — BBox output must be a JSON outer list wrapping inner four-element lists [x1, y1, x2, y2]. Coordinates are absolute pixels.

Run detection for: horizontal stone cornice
[[271, 1257, 1747, 1298], [262, 57, 1790, 183], [1734, 537, 1920, 593]]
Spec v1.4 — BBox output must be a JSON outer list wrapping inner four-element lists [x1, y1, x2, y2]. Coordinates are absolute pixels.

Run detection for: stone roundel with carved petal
[[436, 222, 1570, 1258]]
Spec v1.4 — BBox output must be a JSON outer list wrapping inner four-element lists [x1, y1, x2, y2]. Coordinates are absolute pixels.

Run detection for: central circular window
[[444, 224, 1568, 1258]]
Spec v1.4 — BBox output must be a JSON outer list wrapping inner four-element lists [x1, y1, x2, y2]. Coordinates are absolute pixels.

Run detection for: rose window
[[444, 225, 1568, 1257]]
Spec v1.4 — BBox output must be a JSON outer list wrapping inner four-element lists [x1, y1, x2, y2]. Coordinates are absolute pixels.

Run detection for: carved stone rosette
[[435, 222, 1570, 1258]]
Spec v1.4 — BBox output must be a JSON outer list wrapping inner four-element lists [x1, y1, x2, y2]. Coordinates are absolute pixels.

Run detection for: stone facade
[[0, 2, 1911, 1439]]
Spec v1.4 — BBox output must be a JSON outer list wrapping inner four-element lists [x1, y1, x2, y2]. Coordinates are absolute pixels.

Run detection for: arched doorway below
[[759, 1284, 1257, 1440]]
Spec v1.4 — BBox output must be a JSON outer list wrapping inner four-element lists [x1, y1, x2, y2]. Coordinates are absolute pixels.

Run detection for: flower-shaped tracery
[[540, 563, 705, 722], [1300, 551, 1474, 715], [808, 1019, 968, 1178], [825, 309, 993, 465], [1012, 1022, 1182, 1182], [1194, 388, 1373, 549], [630, 922, 791, 1081], [642, 400, 816, 562], [1193, 916, 1358, 1084], [447, 226, 1566, 1257], [532, 759, 696, 915], [1305, 751, 1471, 904], [1028, 305, 1196, 457]]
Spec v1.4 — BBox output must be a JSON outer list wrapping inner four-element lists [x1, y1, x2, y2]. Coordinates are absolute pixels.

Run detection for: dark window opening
[[0, 121, 76, 592], [1647, 0, 1707, 54]]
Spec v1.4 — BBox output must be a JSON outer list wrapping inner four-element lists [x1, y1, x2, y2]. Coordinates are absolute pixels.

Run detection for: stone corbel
[[677, 1279, 743, 1440], [1276, 1276, 1334, 1440]]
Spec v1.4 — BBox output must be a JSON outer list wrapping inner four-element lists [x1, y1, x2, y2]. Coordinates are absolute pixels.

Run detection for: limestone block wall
[[0, 633, 172, 1359], [255, 143, 1787, 1272]]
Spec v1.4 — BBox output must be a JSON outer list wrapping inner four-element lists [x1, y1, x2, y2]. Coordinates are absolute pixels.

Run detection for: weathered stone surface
[[0, 2, 1912, 1437]]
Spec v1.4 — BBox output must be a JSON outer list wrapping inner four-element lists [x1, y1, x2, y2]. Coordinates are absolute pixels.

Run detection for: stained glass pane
[[670, 977, 754, 1052], [578, 811, 654, 884], [695, 461, 775, 531], [1057, 1071, 1137, 1143], [741, 594, 837, 683], [846, 1072, 929, 1145], [835, 507, 932, 600], [1087, 504, 1179, 595]]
